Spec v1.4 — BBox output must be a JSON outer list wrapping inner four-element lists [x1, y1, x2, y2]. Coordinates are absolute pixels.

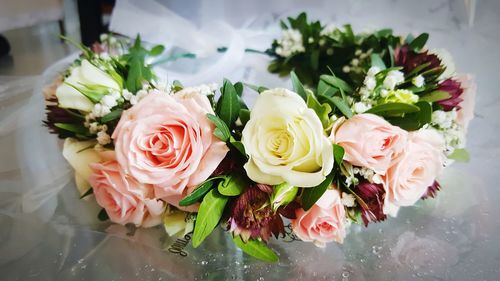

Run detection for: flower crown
[[43, 13, 474, 262]]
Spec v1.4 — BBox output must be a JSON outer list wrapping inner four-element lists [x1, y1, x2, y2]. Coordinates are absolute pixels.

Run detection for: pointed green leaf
[[320, 75, 353, 93], [80, 187, 94, 199], [229, 136, 247, 157], [206, 113, 231, 141], [233, 236, 279, 263], [192, 189, 228, 248], [409, 33, 429, 52], [301, 173, 334, 211], [179, 178, 223, 206], [149, 45, 165, 56], [239, 109, 250, 127], [290, 71, 308, 101], [370, 54, 386, 70], [366, 103, 420, 116], [419, 90, 451, 103], [333, 144, 345, 165], [98, 208, 109, 221], [244, 83, 268, 94], [100, 108, 123, 123], [216, 79, 241, 127], [54, 123, 90, 135], [319, 95, 353, 118]]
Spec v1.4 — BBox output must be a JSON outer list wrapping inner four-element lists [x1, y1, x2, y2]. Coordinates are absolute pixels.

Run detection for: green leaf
[[216, 79, 241, 127], [317, 80, 338, 97], [405, 34, 415, 44], [218, 174, 246, 196], [320, 75, 353, 93], [301, 173, 334, 211], [234, 82, 244, 97], [320, 95, 353, 118], [80, 187, 94, 199], [149, 45, 165, 56], [415, 101, 432, 125], [419, 90, 451, 102], [370, 54, 386, 70], [385, 101, 431, 130], [409, 33, 429, 52], [206, 113, 231, 141], [366, 103, 420, 116], [179, 178, 221, 206], [232, 236, 279, 263], [230, 136, 247, 157], [448, 148, 470, 162], [290, 71, 308, 101], [100, 108, 123, 123], [307, 93, 332, 128], [388, 45, 395, 67], [271, 183, 298, 212], [333, 144, 345, 165], [98, 208, 109, 221], [244, 83, 268, 94], [239, 109, 250, 127], [54, 123, 89, 135], [310, 49, 320, 71], [192, 189, 228, 248]]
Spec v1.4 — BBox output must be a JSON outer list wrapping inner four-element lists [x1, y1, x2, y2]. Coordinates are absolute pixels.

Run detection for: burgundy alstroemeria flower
[[356, 181, 387, 227], [44, 98, 82, 137], [228, 184, 294, 242], [395, 45, 441, 74], [435, 79, 464, 111], [421, 181, 441, 200]]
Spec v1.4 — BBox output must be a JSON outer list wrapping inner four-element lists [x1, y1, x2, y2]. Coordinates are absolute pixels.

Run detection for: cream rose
[[383, 129, 446, 216], [334, 113, 408, 175], [112, 89, 229, 211], [241, 88, 334, 187], [56, 59, 120, 112], [291, 189, 347, 246]]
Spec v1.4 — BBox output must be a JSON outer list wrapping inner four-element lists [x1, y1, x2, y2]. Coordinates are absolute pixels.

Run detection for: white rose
[[62, 138, 102, 195], [56, 60, 120, 112], [241, 88, 334, 187]]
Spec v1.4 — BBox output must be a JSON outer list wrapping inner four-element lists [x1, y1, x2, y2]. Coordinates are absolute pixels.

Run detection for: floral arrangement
[[43, 13, 474, 263]]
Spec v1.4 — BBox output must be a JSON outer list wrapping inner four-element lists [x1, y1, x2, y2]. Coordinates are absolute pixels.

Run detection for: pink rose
[[333, 113, 408, 175], [89, 153, 165, 227], [455, 74, 476, 133], [383, 129, 446, 216], [291, 189, 346, 247], [112, 90, 229, 211]]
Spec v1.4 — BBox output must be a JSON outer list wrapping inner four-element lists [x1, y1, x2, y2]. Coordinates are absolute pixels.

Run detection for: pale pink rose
[[333, 113, 408, 175], [89, 154, 165, 227], [292, 189, 346, 247], [455, 74, 476, 133], [112, 90, 229, 211], [383, 129, 446, 216]]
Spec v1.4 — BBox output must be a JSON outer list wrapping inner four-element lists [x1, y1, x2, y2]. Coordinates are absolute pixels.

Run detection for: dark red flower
[[227, 185, 287, 242], [395, 45, 442, 74], [421, 181, 441, 200], [435, 79, 464, 111], [44, 98, 83, 138], [211, 152, 239, 177], [355, 181, 387, 227]]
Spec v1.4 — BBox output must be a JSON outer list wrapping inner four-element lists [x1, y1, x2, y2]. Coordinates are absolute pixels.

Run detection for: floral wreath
[[43, 13, 474, 262]]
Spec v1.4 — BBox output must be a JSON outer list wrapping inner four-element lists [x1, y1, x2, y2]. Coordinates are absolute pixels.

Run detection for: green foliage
[[301, 173, 334, 211], [218, 174, 246, 196], [216, 79, 241, 127], [448, 148, 470, 162], [232, 236, 279, 263], [192, 189, 228, 248], [206, 113, 231, 141], [179, 177, 223, 206]]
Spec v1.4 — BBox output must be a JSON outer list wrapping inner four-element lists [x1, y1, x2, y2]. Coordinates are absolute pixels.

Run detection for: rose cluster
[[43, 20, 475, 262]]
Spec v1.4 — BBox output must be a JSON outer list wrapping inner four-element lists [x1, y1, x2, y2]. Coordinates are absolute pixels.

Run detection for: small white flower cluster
[[353, 166, 383, 185], [412, 75, 425, 88], [275, 29, 305, 57], [188, 83, 218, 96], [342, 49, 373, 74], [85, 119, 111, 147], [92, 91, 121, 117], [383, 70, 405, 90], [352, 66, 381, 113], [122, 88, 150, 105], [341, 192, 356, 207], [431, 110, 465, 154]]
